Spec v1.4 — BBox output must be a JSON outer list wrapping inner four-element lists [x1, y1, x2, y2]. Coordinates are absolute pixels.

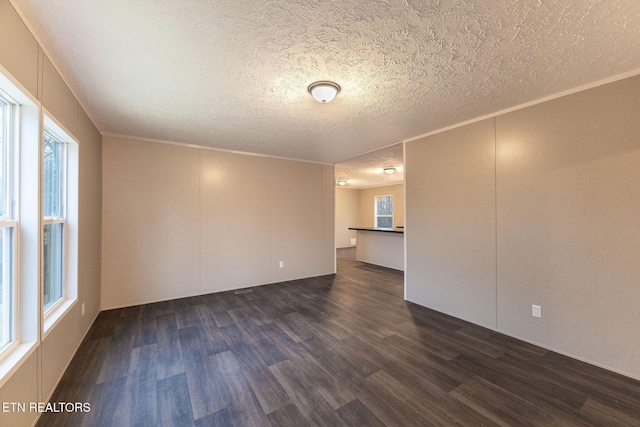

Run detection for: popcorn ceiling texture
[[13, 0, 640, 163], [335, 143, 404, 188]]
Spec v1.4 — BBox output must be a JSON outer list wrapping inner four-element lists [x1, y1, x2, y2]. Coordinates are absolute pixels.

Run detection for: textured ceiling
[[12, 0, 640, 163], [336, 143, 403, 189]]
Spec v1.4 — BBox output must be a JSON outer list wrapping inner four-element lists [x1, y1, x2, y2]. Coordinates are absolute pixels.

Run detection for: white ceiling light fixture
[[308, 81, 341, 103], [383, 167, 396, 174], [337, 180, 347, 186]]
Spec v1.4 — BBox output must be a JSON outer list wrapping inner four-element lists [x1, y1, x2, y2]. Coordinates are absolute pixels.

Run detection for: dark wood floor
[[38, 248, 640, 426]]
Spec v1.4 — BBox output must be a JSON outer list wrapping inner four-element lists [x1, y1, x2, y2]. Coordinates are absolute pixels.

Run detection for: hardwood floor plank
[[37, 247, 640, 427], [201, 321, 232, 355], [376, 336, 463, 394], [405, 302, 471, 332], [146, 299, 176, 317], [194, 408, 234, 427], [327, 312, 394, 342], [300, 336, 372, 390], [227, 307, 271, 344], [214, 350, 270, 426], [278, 312, 317, 342], [124, 349, 158, 427], [209, 309, 235, 328], [184, 354, 228, 420], [394, 318, 504, 360], [157, 373, 195, 427], [366, 370, 500, 427], [449, 381, 564, 427], [178, 324, 228, 361], [156, 313, 185, 380], [86, 309, 121, 340], [384, 329, 461, 361], [175, 302, 208, 330], [336, 399, 386, 427], [266, 403, 310, 427], [215, 291, 247, 312], [247, 337, 288, 367], [580, 397, 640, 427], [356, 373, 439, 427], [232, 343, 291, 414], [59, 336, 112, 399], [455, 325, 549, 358], [82, 377, 129, 427], [273, 317, 313, 342], [96, 316, 136, 384], [243, 299, 275, 326], [450, 353, 600, 426], [219, 323, 247, 349], [269, 360, 348, 427], [332, 335, 383, 378], [300, 313, 353, 341], [498, 351, 640, 421], [262, 324, 357, 411], [132, 313, 158, 349]]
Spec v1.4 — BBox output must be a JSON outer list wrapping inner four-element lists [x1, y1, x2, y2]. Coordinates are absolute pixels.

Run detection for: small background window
[[375, 195, 393, 228], [43, 127, 67, 313]]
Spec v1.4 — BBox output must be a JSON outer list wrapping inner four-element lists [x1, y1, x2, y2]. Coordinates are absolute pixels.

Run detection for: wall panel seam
[[494, 116, 498, 330], [198, 149, 202, 295]]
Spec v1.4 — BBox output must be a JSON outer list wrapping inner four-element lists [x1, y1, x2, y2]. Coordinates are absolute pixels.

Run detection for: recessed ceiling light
[[383, 167, 396, 174], [308, 81, 341, 103], [336, 180, 347, 186]]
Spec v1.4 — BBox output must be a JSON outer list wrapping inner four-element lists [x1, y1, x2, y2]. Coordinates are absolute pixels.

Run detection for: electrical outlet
[[532, 304, 541, 318], [279, 261, 284, 268], [82, 303, 85, 316]]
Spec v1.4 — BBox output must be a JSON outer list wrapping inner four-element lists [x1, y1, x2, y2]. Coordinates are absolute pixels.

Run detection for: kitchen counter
[[348, 227, 404, 271]]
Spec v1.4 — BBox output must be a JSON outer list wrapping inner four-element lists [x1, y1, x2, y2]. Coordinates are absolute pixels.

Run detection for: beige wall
[[200, 150, 271, 292], [322, 166, 336, 274], [102, 138, 201, 308], [335, 188, 360, 248], [42, 55, 78, 136], [359, 184, 404, 228], [102, 136, 335, 309], [76, 108, 103, 337], [406, 75, 640, 379], [0, 352, 38, 427], [0, 0, 103, 424], [406, 119, 497, 329], [0, 0, 38, 96]]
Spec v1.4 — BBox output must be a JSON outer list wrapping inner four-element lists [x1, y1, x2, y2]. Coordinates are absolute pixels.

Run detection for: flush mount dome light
[[383, 167, 396, 174], [337, 180, 347, 186], [308, 81, 341, 103]]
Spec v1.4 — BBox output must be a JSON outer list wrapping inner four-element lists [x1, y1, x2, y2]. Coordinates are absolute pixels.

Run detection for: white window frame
[[0, 66, 40, 388], [41, 112, 78, 337], [42, 127, 67, 314], [0, 90, 17, 359], [374, 195, 394, 229]]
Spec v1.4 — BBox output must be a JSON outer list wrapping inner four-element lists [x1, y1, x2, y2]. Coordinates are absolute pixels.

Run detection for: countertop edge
[[348, 227, 404, 234]]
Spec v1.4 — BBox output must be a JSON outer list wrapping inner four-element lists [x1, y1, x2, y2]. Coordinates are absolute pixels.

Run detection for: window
[[43, 128, 67, 312], [0, 69, 40, 377], [0, 92, 16, 353], [375, 195, 393, 228]]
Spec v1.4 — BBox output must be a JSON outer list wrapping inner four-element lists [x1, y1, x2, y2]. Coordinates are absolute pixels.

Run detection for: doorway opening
[[334, 143, 405, 296]]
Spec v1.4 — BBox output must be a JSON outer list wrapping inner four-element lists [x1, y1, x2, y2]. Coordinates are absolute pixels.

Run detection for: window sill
[[43, 298, 77, 340], [0, 341, 38, 388]]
